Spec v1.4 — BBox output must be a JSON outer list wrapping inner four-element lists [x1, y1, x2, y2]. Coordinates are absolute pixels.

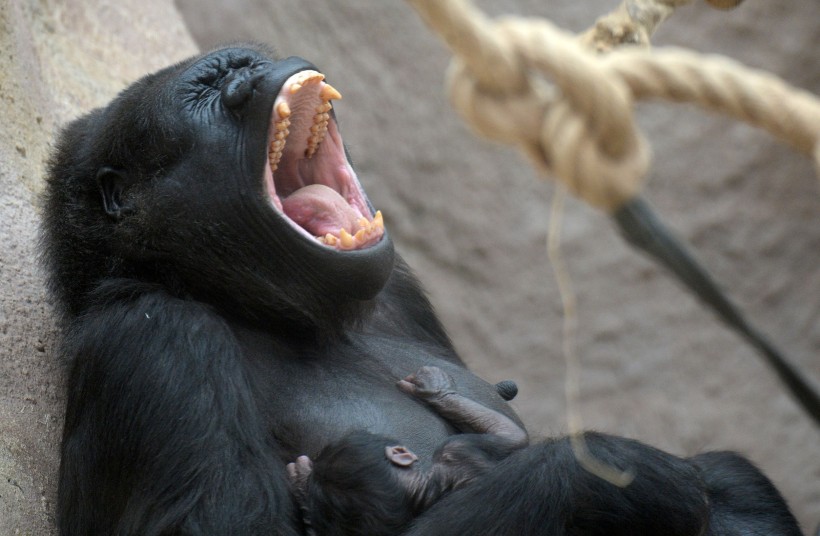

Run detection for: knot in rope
[[445, 16, 649, 211], [409, 0, 820, 213]]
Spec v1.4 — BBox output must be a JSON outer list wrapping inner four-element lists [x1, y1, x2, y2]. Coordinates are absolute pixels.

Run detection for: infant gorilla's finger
[[286, 462, 297, 481], [396, 379, 417, 394]]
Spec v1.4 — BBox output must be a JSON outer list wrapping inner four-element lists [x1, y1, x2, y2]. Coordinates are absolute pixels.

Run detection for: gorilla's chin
[[262, 69, 385, 252]]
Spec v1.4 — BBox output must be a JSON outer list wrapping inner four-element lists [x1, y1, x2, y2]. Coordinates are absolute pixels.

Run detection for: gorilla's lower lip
[[262, 70, 385, 251]]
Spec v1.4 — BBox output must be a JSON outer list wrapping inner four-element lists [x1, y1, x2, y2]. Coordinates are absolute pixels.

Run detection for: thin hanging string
[[547, 186, 635, 487]]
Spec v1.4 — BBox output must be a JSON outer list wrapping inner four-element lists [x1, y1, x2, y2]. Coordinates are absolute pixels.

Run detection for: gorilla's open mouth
[[263, 70, 384, 251]]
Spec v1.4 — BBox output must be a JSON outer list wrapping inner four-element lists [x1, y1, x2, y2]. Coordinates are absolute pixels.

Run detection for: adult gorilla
[[42, 44, 800, 535]]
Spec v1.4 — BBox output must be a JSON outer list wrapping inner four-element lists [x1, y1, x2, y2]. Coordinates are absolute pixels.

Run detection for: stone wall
[[0, 1, 195, 533]]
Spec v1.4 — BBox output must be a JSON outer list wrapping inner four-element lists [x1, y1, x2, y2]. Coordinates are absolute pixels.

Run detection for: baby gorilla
[[287, 366, 528, 536]]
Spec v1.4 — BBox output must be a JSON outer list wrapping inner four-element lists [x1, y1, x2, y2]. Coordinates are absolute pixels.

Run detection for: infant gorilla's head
[[287, 431, 421, 536]]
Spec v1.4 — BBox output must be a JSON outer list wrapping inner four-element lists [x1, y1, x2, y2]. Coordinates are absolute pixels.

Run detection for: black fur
[[305, 432, 416, 536], [304, 431, 804, 536], [405, 433, 802, 536], [42, 45, 803, 535]]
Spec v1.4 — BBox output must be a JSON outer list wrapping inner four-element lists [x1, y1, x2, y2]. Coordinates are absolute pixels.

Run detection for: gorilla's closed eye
[[193, 55, 257, 90]]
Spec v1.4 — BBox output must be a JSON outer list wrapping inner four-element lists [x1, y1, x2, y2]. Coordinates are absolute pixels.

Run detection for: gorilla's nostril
[[222, 67, 263, 110]]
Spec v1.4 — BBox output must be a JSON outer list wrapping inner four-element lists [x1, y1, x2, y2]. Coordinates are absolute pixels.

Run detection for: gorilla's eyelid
[[193, 55, 257, 89]]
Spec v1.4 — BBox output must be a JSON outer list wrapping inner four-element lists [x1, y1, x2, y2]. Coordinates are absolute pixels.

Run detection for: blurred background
[[1, 0, 817, 532]]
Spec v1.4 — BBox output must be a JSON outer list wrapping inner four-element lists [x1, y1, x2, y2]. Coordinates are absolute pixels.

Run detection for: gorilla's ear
[[385, 446, 419, 467], [96, 167, 134, 220]]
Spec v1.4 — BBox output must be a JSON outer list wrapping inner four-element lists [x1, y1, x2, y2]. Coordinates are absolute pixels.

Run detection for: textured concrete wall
[[176, 0, 819, 530], [0, 1, 195, 533]]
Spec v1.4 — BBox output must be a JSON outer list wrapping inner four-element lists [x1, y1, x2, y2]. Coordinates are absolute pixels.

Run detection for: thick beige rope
[[407, 0, 820, 478], [578, 0, 744, 52], [406, 0, 820, 212]]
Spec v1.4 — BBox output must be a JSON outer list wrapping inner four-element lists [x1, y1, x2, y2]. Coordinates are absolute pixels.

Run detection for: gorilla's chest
[[241, 334, 506, 461]]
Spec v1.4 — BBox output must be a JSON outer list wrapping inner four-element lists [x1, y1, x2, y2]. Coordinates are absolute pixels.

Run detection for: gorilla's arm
[[690, 451, 804, 536], [58, 281, 298, 536]]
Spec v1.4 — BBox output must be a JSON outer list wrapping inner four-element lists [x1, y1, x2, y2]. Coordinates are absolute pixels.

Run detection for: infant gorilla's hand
[[286, 455, 313, 500], [397, 365, 456, 402]]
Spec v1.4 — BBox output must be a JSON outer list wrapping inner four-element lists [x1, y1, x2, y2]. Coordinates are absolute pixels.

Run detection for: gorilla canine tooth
[[320, 83, 342, 101], [339, 228, 354, 248]]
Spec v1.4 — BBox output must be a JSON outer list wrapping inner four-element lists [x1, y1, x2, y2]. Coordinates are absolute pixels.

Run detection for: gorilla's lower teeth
[[317, 211, 385, 249], [339, 228, 354, 248], [320, 233, 339, 246]]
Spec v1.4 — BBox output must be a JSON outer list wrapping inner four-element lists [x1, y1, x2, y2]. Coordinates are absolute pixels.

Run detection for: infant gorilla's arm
[[397, 366, 527, 447], [286, 456, 317, 535], [393, 366, 528, 511]]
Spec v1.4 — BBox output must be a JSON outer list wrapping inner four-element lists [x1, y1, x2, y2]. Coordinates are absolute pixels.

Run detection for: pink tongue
[[281, 184, 361, 236]]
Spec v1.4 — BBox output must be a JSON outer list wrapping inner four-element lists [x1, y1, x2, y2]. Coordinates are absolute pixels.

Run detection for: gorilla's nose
[[221, 66, 266, 110]]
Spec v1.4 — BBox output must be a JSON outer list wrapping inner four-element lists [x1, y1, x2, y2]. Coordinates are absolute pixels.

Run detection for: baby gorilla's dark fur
[[297, 432, 529, 536], [290, 367, 803, 536], [298, 432, 417, 536]]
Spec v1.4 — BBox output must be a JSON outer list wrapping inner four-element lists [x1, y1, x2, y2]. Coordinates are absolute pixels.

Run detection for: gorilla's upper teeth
[[288, 70, 326, 94], [276, 101, 291, 119], [305, 102, 332, 158], [268, 111, 291, 172], [320, 83, 342, 101], [305, 86, 340, 158], [270, 72, 343, 163]]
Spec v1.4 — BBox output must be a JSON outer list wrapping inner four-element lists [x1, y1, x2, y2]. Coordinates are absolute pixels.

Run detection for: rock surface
[[0, 0, 195, 533], [176, 0, 819, 529]]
